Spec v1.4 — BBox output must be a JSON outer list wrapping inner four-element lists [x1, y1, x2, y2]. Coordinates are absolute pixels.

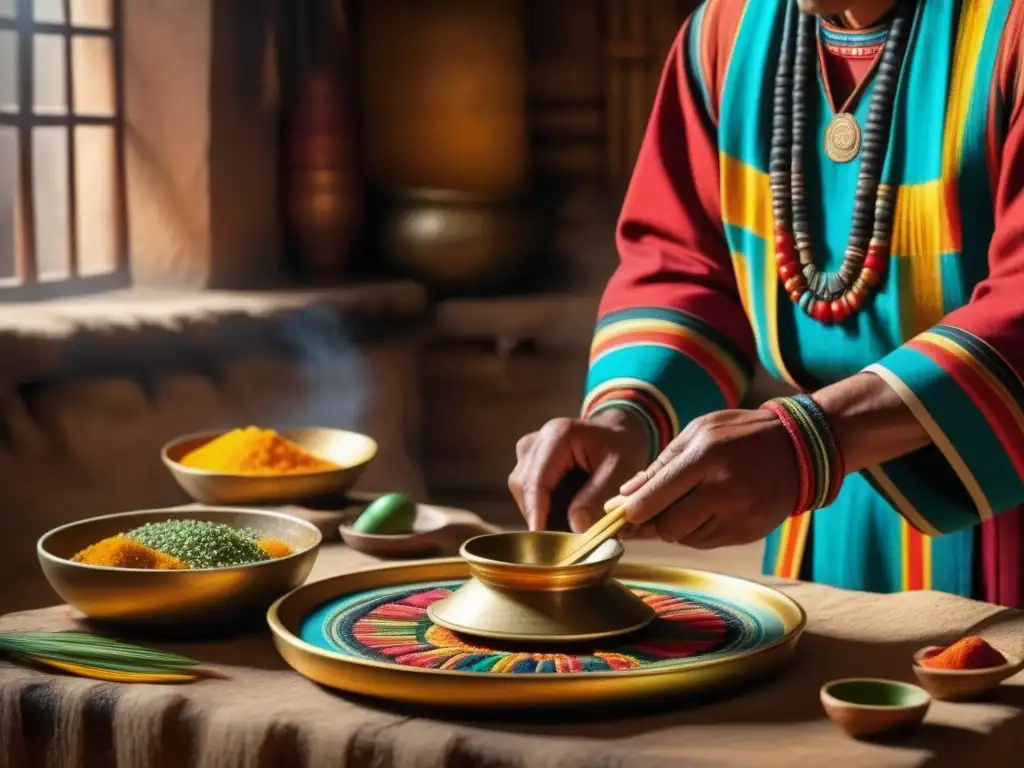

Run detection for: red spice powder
[[920, 635, 1006, 670]]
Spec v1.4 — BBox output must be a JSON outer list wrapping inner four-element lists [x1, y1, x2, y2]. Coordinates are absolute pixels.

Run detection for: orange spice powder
[[72, 536, 189, 570], [257, 537, 293, 558], [179, 427, 339, 475], [920, 635, 1006, 670]]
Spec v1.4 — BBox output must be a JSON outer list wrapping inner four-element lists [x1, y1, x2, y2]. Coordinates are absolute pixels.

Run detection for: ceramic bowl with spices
[[912, 636, 1024, 700], [162, 426, 378, 505], [38, 507, 322, 632]]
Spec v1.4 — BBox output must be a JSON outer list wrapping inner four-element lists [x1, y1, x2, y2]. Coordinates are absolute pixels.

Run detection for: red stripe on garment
[[907, 338, 1024, 480], [905, 525, 926, 591], [592, 330, 741, 407], [588, 387, 674, 449]]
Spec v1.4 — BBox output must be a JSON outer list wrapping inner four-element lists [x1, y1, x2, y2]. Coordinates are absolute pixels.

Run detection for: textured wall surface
[[123, 0, 281, 289], [0, 285, 427, 614]]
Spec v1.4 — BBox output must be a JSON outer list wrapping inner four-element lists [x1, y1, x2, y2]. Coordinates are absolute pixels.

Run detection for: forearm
[[813, 371, 931, 473]]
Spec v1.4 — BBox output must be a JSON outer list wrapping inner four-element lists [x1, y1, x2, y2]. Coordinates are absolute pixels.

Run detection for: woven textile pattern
[[301, 580, 779, 675]]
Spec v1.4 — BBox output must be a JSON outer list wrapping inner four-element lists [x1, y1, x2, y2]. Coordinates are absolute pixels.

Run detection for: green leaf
[[0, 632, 202, 673]]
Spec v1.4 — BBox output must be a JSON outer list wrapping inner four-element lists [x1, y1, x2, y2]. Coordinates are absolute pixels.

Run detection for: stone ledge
[[0, 281, 429, 384]]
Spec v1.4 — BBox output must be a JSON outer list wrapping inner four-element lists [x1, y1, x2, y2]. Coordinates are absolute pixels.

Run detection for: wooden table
[[2, 541, 1023, 768]]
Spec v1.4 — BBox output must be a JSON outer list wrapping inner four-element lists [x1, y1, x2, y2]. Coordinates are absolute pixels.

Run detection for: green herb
[[126, 520, 271, 569], [0, 632, 201, 677]]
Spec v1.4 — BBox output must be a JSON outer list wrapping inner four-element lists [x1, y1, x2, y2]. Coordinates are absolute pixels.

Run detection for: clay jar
[[284, 72, 361, 280]]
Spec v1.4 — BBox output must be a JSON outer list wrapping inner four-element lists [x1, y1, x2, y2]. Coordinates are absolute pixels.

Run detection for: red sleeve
[[583, 6, 756, 460]]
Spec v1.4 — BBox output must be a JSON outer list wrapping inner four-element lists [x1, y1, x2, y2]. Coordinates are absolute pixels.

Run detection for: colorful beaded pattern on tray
[[299, 580, 786, 674]]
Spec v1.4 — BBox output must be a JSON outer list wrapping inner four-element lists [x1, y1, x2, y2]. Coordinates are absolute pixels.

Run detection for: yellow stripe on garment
[[891, 182, 951, 338], [942, 0, 995, 187], [719, 153, 800, 388], [920, 331, 1024, 437], [590, 318, 748, 392], [720, 154, 772, 239], [581, 377, 681, 435], [866, 363, 993, 521]]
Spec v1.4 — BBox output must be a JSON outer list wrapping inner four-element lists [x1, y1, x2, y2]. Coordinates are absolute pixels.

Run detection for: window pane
[[72, 35, 114, 116], [75, 126, 116, 275], [0, 127, 17, 280], [33, 127, 70, 279], [33, 0, 65, 23], [0, 31, 15, 113], [70, 0, 112, 29], [34, 34, 66, 114]]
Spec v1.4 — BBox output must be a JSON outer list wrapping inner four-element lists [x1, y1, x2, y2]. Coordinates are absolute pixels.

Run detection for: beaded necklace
[[771, 1, 913, 325]]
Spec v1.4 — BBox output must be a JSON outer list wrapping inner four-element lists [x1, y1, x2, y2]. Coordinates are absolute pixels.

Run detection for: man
[[509, 0, 1024, 606]]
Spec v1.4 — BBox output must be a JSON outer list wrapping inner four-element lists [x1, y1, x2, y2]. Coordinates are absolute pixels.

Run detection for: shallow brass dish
[[38, 507, 321, 630], [268, 559, 806, 710], [427, 531, 655, 642], [161, 427, 378, 505]]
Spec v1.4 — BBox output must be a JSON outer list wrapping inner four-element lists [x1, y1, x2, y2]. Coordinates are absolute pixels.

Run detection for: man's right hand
[[507, 408, 652, 533]]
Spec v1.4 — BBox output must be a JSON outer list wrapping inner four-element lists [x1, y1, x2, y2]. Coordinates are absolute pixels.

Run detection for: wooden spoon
[[338, 502, 502, 558]]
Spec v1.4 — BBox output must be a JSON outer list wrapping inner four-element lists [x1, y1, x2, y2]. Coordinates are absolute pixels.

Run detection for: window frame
[[0, 0, 129, 302]]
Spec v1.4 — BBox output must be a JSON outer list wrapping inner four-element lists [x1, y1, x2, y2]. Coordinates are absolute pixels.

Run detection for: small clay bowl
[[912, 645, 1023, 701], [820, 679, 931, 739], [338, 503, 501, 558]]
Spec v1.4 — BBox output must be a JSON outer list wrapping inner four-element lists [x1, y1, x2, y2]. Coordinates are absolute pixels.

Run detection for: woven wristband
[[791, 393, 846, 506], [761, 399, 815, 515]]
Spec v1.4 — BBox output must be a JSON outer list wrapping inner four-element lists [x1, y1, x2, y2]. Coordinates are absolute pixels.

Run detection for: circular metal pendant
[[824, 113, 862, 163]]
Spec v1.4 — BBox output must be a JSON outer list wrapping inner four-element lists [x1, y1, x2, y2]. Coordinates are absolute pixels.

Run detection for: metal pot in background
[[380, 189, 538, 295]]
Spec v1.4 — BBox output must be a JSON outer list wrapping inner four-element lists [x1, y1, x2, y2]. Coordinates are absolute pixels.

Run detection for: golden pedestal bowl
[[427, 531, 656, 643], [161, 427, 378, 505], [37, 507, 322, 633]]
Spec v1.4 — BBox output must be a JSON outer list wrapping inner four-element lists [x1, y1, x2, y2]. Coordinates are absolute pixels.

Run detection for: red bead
[[811, 301, 833, 323], [789, 289, 805, 303], [846, 291, 864, 311], [774, 231, 796, 262], [779, 262, 800, 281], [864, 244, 889, 273], [830, 298, 852, 323], [784, 275, 806, 294]]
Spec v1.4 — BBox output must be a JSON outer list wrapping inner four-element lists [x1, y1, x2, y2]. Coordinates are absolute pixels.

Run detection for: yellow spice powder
[[179, 427, 339, 475]]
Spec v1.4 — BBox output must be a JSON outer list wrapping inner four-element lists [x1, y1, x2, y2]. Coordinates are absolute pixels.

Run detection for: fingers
[[622, 444, 702, 527], [619, 418, 703, 495], [567, 460, 634, 533], [507, 419, 582, 530]]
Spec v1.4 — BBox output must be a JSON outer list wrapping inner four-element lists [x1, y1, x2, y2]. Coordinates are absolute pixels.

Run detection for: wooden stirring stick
[[553, 496, 631, 567]]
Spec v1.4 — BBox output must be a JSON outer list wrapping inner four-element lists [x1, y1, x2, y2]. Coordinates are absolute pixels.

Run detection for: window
[[0, 0, 127, 301]]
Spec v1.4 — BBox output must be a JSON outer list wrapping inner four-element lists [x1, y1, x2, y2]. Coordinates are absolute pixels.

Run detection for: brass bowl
[[426, 531, 656, 642], [37, 507, 322, 630], [380, 188, 537, 294], [161, 427, 378, 505]]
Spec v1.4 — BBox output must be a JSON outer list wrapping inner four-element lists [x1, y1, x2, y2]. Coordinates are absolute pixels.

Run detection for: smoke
[[267, 303, 373, 432]]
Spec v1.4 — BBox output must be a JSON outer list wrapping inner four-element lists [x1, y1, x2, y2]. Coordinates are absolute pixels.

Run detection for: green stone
[[352, 493, 416, 535]]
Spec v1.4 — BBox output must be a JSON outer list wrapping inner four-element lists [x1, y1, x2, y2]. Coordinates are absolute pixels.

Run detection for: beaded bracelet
[[761, 394, 846, 514]]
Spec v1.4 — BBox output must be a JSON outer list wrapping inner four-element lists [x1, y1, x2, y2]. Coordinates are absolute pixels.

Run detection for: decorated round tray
[[267, 558, 805, 709]]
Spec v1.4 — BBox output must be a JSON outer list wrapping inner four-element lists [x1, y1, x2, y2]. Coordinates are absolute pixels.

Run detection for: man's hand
[[508, 408, 651, 532], [618, 409, 799, 548]]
